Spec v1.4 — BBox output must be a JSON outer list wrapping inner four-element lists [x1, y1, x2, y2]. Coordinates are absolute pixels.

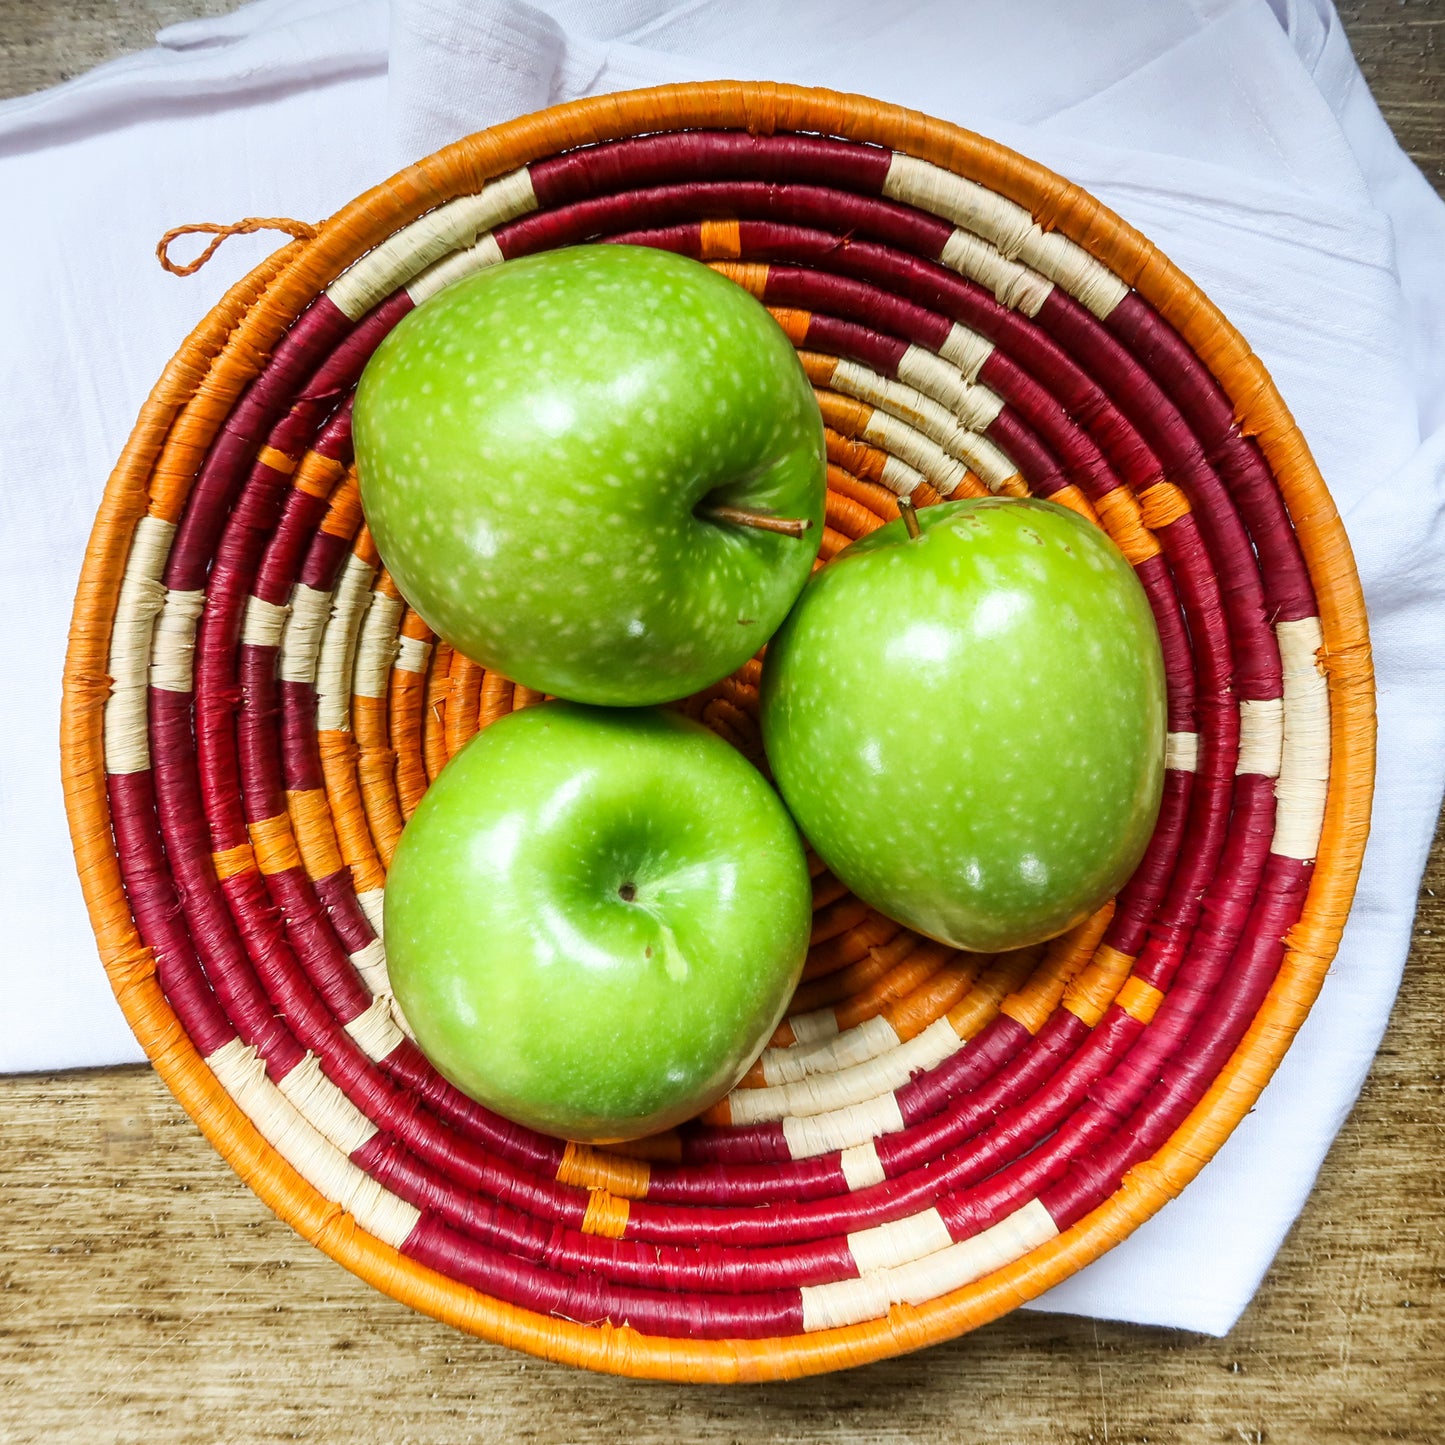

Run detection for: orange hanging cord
[[156, 216, 319, 276]]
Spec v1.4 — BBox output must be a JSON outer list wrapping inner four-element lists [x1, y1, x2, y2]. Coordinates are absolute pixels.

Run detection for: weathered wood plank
[[1340, 1, 1445, 190]]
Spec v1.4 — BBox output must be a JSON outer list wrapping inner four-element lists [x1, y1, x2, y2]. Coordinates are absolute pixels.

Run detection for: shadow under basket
[[62, 82, 1376, 1381]]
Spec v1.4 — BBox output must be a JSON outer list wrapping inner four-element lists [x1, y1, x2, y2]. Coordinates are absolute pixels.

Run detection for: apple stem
[[898, 494, 922, 539], [698, 504, 813, 538]]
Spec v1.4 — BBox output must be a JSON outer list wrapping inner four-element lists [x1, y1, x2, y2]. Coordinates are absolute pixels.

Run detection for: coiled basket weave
[[62, 83, 1375, 1381]]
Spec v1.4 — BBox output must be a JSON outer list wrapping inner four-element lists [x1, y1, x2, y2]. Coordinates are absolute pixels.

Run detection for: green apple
[[760, 497, 1166, 952], [384, 702, 812, 1141], [353, 244, 826, 707]]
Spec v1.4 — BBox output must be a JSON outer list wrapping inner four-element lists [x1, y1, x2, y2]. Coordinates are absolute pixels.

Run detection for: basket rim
[[60, 79, 1376, 1382]]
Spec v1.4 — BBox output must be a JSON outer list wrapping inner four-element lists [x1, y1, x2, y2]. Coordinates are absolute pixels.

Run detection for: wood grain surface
[[3, 4, 1443, 1442]]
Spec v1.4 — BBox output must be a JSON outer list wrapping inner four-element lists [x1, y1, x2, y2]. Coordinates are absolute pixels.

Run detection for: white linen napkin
[[3, 0, 1441, 1335]]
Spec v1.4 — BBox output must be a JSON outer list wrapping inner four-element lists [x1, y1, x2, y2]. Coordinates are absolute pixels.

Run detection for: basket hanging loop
[[155, 216, 320, 277]]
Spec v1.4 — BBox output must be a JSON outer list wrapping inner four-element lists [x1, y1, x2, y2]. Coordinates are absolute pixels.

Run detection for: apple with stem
[[760, 495, 1166, 953], [354, 244, 826, 707], [384, 702, 813, 1141]]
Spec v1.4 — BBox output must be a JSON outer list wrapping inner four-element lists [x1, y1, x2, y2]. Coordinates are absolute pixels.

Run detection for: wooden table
[[3, 4, 1441, 1441]]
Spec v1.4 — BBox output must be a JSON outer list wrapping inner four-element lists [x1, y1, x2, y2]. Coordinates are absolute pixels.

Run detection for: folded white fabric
[[3, 0, 1441, 1335]]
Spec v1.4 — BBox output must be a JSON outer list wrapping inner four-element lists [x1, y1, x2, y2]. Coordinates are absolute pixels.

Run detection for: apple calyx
[[897, 494, 923, 540], [697, 503, 813, 539]]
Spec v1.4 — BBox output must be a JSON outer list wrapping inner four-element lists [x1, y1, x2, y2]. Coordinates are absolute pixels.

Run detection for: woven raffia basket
[[62, 83, 1376, 1381]]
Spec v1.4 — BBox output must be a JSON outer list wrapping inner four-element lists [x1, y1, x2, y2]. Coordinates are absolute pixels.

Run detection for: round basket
[[62, 82, 1375, 1381]]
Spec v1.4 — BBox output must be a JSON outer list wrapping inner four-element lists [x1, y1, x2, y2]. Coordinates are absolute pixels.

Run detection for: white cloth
[[2, 0, 1441, 1336]]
